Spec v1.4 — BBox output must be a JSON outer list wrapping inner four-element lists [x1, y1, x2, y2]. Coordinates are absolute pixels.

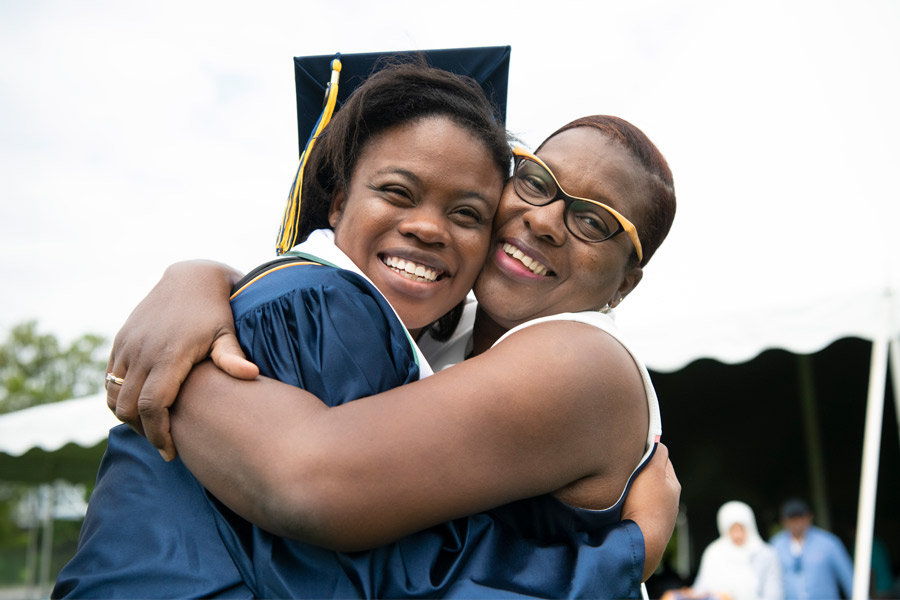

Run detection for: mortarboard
[[276, 46, 511, 255]]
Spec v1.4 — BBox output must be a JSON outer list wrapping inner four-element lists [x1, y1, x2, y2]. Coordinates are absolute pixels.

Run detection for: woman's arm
[[171, 319, 649, 551], [107, 260, 678, 573], [106, 260, 258, 460]]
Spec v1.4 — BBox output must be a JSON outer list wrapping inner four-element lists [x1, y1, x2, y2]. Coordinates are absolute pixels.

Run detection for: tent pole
[[25, 516, 38, 590], [797, 354, 830, 529], [890, 337, 900, 458], [39, 484, 54, 595], [852, 335, 889, 600], [675, 504, 691, 581]]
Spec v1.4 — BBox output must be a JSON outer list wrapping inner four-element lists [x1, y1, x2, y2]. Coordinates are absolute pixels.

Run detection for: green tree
[[0, 322, 109, 587], [0, 321, 108, 414]]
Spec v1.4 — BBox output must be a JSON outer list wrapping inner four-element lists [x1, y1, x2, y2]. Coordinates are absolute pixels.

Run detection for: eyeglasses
[[511, 146, 643, 263]]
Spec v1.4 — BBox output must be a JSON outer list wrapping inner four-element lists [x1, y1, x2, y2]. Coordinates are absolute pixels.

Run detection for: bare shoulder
[[490, 320, 651, 509], [492, 319, 643, 387]]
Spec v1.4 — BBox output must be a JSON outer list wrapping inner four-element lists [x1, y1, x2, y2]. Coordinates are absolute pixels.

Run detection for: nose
[[397, 205, 451, 246], [522, 199, 567, 246]]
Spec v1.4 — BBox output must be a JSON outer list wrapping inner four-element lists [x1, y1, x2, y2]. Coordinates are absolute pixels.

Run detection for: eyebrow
[[377, 167, 496, 205], [532, 159, 611, 205]]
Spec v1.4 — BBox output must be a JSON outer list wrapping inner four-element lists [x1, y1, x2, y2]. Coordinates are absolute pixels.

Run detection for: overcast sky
[[2, 1, 898, 367]]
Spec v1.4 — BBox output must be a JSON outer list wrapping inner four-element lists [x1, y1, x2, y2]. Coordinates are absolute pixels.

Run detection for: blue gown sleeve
[[54, 263, 419, 599], [243, 505, 645, 599], [52, 425, 253, 599], [443, 515, 645, 599], [230, 264, 420, 403]]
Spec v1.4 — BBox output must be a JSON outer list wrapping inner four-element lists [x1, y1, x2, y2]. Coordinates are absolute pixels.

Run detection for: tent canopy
[[0, 393, 117, 485], [607, 8, 900, 370], [0, 393, 118, 457]]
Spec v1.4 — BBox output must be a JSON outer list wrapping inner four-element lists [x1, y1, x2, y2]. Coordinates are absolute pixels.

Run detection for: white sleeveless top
[[497, 309, 662, 483], [419, 298, 663, 505]]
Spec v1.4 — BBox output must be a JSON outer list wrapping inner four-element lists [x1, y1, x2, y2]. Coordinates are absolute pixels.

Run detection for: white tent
[[0, 394, 117, 593], [610, 8, 900, 595], [0, 393, 119, 457]]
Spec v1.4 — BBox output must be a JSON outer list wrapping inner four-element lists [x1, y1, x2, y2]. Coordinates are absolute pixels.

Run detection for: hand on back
[[622, 442, 681, 581], [106, 260, 257, 460]]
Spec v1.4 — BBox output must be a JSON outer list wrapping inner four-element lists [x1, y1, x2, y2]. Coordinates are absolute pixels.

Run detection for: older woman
[[95, 110, 678, 598], [665, 501, 783, 600]]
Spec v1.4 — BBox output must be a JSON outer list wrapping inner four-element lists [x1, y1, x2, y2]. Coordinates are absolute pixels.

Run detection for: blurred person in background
[[662, 500, 782, 600], [770, 498, 852, 600]]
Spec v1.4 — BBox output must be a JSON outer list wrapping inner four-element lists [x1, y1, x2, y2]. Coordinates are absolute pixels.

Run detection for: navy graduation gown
[[55, 254, 646, 598], [218, 259, 647, 598], [54, 260, 418, 598]]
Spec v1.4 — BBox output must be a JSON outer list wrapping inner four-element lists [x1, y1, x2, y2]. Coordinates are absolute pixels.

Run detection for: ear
[[328, 188, 347, 229], [611, 265, 643, 309]]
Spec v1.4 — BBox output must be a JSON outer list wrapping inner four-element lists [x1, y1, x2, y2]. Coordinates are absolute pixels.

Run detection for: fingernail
[[158, 448, 175, 462]]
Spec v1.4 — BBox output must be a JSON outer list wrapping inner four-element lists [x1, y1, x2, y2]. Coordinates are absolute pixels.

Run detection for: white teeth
[[502, 243, 549, 276], [382, 256, 440, 283]]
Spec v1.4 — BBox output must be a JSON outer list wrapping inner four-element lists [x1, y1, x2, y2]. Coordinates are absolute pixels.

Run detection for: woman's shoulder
[[478, 315, 651, 447], [496, 311, 642, 361], [497, 310, 618, 339], [494, 312, 642, 383], [498, 316, 632, 365], [231, 258, 382, 315]]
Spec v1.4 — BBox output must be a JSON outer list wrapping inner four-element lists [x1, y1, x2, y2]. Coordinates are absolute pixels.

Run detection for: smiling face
[[473, 126, 649, 332], [729, 523, 747, 546], [329, 116, 504, 336]]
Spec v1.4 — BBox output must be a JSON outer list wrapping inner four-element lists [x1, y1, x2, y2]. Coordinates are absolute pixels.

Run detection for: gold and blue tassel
[[276, 54, 342, 255]]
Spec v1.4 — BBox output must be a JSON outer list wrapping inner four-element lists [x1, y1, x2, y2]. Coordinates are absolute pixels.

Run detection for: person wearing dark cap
[[769, 498, 853, 599]]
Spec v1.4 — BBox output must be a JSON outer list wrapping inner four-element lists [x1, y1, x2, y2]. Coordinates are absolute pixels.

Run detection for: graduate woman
[[55, 61, 511, 598], [84, 71, 680, 598]]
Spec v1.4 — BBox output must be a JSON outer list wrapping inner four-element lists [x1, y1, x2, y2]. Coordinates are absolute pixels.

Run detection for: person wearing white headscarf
[[687, 501, 783, 600]]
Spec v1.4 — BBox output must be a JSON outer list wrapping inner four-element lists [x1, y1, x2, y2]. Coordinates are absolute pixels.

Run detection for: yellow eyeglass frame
[[512, 146, 643, 263]]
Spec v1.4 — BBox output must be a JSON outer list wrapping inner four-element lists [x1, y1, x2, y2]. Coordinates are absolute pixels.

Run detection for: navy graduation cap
[[276, 46, 511, 255]]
